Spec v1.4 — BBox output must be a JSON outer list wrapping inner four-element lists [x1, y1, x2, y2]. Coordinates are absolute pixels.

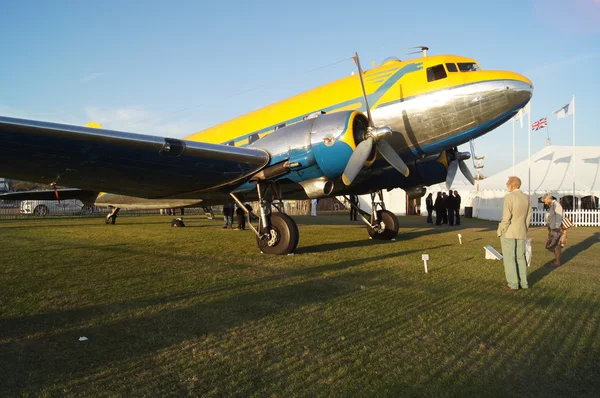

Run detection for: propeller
[[342, 137, 374, 186], [445, 148, 475, 189], [341, 53, 410, 186]]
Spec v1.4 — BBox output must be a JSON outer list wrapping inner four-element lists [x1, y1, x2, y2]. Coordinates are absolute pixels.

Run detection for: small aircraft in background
[[0, 47, 533, 254]]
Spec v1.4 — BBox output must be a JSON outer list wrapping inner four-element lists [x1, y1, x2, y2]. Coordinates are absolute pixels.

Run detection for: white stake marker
[[458, 234, 462, 244], [422, 254, 429, 273]]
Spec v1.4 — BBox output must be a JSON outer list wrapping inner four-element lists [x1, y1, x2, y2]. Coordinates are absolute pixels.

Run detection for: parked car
[[0, 200, 20, 209], [20, 200, 94, 216]]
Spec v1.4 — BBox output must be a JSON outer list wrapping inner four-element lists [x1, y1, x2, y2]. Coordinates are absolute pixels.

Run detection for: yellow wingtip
[[85, 122, 103, 129]]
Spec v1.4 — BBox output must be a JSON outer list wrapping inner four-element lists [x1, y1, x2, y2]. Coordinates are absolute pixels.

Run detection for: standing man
[[434, 192, 444, 225], [222, 202, 234, 229], [542, 193, 563, 267], [425, 193, 434, 224], [445, 191, 455, 226], [453, 190, 461, 226], [349, 194, 359, 221], [497, 176, 532, 290], [235, 203, 246, 230]]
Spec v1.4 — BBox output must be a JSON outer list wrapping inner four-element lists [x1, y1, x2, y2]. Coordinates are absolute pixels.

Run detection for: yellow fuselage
[[185, 54, 532, 151]]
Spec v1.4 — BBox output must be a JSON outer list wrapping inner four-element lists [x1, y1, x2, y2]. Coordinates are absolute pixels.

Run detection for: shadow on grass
[[297, 223, 465, 254], [529, 232, 600, 286], [0, 270, 382, 394], [416, 289, 600, 397], [1, 243, 452, 343]]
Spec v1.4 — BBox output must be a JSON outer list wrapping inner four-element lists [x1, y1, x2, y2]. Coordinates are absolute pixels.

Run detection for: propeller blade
[[446, 160, 459, 190], [342, 137, 374, 185], [459, 160, 475, 185], [376, 139, 409, 177]]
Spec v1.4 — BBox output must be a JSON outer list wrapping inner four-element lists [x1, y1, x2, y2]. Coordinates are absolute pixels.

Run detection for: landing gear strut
[[106, 207, 120, 225], [230, 182, 299, 255], [345, 190, 399, 240]]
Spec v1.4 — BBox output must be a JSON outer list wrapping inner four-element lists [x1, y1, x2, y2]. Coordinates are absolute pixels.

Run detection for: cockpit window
[[426, 64, 447, 82], [446, 63, 458, 72], [458, 62, 480, 72]]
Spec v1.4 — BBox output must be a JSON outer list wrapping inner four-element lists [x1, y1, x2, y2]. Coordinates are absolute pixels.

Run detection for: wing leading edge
[[0, 116, 270, 199]]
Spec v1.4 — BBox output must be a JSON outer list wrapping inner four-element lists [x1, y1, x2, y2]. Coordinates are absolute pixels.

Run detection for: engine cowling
[[249, 110, 368, 181], [308, 111, 368, 179]]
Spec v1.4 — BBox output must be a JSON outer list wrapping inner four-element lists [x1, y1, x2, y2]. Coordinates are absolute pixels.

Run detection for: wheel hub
[[372, 220, 386, 234], [266, 229, 279, 246]]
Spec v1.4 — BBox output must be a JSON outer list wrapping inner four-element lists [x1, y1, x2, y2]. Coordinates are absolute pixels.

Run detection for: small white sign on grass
[[422, 254, 429, 273], [484, 245, 503, 260]]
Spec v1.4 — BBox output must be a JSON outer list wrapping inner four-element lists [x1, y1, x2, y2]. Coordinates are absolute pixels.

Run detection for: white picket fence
[[531, 208, 600, 227]]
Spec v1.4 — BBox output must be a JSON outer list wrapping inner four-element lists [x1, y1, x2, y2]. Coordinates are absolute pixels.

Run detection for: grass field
[[1, 213, 599, 397]]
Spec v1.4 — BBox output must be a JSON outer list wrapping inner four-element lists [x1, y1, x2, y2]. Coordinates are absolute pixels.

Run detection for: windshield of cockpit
[[457, 62, 480, 72]]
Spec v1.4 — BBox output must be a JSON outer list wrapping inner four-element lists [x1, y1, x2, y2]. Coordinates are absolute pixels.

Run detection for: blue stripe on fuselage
[[231, 62, 423, 148]]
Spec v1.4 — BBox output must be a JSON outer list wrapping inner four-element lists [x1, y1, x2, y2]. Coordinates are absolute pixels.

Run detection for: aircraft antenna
[[407, 46, 429, 57]]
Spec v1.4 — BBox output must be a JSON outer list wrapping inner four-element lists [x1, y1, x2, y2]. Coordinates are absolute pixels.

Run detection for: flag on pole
[[553, 99, 574, 119], [515, 102, 530, 128], [531, 117, 547, 131]]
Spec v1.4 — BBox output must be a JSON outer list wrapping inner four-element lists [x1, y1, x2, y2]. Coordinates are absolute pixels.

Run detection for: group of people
[[425, 190, 462, 226], [222, 202, 253, 230], [497, 176, 566, 291]]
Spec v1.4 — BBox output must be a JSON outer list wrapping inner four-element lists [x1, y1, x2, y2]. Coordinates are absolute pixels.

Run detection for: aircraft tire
[[33, 205, 49, 217], [367, 210, 399, 240], [256, 212, 299, 255]]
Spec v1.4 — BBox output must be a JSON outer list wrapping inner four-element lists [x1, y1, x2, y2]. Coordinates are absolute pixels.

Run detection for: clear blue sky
[[1, 0, 599, 176]]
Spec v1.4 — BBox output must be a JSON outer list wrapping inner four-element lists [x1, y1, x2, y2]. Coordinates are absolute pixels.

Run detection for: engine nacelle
[[249, 110, 368, 182], [309, 111, 368, 179]]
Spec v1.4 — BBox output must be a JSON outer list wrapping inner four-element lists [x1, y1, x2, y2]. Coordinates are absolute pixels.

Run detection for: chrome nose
[[506, 79, 533, 111]]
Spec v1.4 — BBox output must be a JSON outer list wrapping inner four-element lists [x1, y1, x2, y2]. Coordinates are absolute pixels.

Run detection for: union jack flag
[[532, 117, 547, 131]]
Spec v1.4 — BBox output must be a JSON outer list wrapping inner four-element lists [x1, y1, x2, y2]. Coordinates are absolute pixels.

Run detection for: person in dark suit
[[434, 192, 444, 225], [235, 203, 246, 230], [445, 190, 455, 226], [222, 203, 234, 229], [425, 193, 434, 224], [440, 193, 448, 224], [349, 194, 359, 221], [453, 190, 461, 225]]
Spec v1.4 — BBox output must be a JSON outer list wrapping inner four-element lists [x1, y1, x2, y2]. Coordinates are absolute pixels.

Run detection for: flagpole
[[573, 95, 576, 212], [512, 118, 516, 175], [528, 108, 531, 197]]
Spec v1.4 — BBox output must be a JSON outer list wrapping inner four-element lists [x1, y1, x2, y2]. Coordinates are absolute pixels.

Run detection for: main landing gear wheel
[[367, 210, 399, 240], [256, 212, 299, 255]]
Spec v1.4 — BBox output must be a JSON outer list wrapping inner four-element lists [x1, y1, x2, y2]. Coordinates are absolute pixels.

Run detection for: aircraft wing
[[0, 116, 270, 199]]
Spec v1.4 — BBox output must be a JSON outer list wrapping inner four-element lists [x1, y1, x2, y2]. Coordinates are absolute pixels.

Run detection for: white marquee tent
[[424, 145, 600, 222]]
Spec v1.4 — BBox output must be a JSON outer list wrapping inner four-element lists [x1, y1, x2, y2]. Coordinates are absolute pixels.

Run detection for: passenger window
[[458, 62, 480, 72], [248, 133, 260, 145], [426, 64, 447, 82], [446, 63, 458, 72]]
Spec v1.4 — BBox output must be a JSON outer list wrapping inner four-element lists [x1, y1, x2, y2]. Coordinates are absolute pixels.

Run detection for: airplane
[[0, 48, 533, 255]]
